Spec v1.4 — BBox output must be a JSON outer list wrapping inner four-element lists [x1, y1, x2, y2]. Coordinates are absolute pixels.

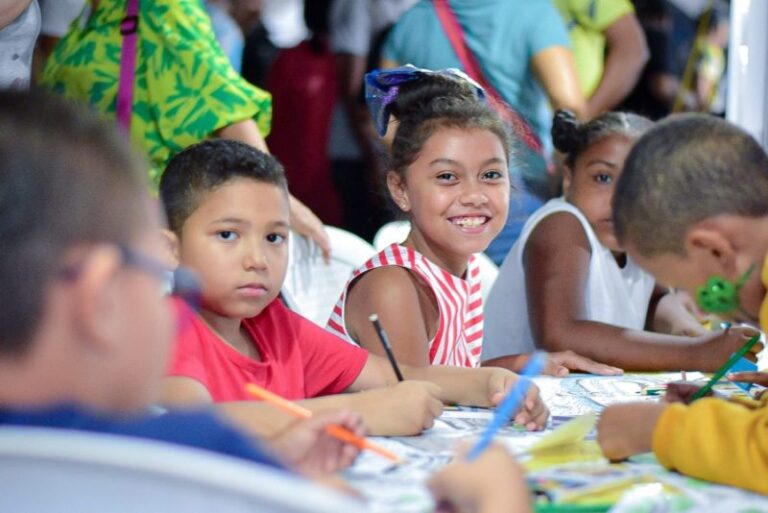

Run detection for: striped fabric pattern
[[326, 244, 483, 368]]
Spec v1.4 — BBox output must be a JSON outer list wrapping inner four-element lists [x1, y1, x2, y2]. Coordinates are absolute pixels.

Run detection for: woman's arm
[[531, 46, 588, 119], [647, 287, 708, 337], [585, 13, 649, 117]]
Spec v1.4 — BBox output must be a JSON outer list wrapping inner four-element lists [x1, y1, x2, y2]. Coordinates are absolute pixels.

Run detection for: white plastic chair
[[372, 220, 411, 250], [283, 226, 377, 327], [372, 221, 500, 300], [0, 427, 366, 513]]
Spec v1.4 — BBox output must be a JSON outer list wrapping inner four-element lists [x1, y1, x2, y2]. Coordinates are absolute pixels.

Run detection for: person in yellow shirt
[[680, 5, 730, 113], [595, 113, 768, 495], [553, 0, 649, 118]]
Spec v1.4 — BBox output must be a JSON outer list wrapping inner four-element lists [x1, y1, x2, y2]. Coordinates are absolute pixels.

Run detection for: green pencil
[[691, 333, 761, 401]]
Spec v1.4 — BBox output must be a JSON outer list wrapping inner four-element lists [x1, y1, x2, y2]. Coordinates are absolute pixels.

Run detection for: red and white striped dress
[[326, 244, 483, 367]]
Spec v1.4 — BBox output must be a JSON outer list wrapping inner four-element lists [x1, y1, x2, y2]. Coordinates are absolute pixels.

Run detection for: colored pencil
[[466, 351, 547, 461], [244, 383, 402, 464], [691, 333, 762, 401], [369, 313, 405, 382]]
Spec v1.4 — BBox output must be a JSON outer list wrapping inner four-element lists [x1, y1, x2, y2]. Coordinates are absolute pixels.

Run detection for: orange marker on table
[[245, 383, 402, 464]]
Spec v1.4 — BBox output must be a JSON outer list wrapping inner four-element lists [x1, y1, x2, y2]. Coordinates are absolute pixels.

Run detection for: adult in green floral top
[[41, 0, 330, 257]]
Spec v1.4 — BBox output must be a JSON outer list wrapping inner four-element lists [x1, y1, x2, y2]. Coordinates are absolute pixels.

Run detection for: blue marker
[[466, 352, 547, 461]]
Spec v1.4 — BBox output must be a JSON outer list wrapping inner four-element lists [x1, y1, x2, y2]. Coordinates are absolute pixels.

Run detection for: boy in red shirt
[[159, 140, 549, 436]]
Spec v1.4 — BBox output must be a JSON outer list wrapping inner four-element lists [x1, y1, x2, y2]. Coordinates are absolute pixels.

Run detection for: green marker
[[691, 333, 761, 401]]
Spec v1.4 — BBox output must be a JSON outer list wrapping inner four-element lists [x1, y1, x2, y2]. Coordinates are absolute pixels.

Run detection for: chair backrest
[[371, 221, 500, 300], [0, 427, 365, 513], [283, 226, 376, 326], [372, 220, 411, 250]]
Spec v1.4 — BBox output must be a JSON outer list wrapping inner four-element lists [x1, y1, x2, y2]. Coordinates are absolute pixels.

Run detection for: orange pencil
[[244, 383, 402, 464]]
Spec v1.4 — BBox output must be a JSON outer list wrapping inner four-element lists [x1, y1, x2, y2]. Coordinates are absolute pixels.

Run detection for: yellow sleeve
[[562, 0, 635, 32], [759, 253, 768, 333], [652, 399, 768, 495]]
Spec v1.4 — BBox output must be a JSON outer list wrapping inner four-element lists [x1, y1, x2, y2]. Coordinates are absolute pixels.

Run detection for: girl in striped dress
[[326, 69, 511, 368], [328, 68, 619, 376]]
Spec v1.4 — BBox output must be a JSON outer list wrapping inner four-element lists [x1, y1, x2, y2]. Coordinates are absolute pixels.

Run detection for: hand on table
[[727, 371, 768, 399], [543, 350, 623, 377], [269, 410, 365, 475], [596, 402, 667, 461], [428, 443, 532, 513], [353, 380, 444, 436], [663, 381, 725, 404], [486, 369, 549, 431], [696, 326, 763, 370]]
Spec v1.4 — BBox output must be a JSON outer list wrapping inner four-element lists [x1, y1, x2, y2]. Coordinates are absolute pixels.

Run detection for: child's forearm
[[402, 365, 496, 407], [535, 320, 727, 372], [218, 391, 437, 439], [649, 292, 707, 336], [480, 354, 530, 373], [298, 392, 436, 436]]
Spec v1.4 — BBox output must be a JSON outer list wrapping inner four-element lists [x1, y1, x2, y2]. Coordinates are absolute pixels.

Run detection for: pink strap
[[116, 0, 139, 134], [433, 0, 543, 155]]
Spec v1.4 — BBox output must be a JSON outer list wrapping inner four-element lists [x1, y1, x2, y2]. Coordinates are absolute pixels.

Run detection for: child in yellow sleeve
[[595, 113, 768, 495]]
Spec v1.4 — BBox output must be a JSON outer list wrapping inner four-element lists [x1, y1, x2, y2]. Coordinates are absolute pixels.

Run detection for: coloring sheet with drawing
[[345, 373, 768, 513]]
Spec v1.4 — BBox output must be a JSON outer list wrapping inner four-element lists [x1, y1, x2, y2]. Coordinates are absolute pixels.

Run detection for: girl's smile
[[389, 127, 510, 277]]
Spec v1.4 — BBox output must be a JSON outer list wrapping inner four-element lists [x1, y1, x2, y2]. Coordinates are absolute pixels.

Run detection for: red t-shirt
[[168, 299, 369, 401]]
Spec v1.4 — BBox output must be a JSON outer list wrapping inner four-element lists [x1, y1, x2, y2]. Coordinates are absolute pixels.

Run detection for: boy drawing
[[159, 140, 549, 436], [596, 114, 767, 494]]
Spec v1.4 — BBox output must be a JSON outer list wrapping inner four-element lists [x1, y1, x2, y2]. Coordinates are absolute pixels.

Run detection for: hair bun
[[551, 109, 581, 154]]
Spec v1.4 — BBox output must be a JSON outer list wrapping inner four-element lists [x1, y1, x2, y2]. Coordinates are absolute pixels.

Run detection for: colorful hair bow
[[364, 64, 486, 136]]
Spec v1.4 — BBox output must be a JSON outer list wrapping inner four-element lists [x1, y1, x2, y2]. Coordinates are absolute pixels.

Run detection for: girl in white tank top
[[483, 110, 728, 372]]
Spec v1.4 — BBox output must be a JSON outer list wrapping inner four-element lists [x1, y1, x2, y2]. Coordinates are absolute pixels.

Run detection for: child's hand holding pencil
[[245, 383, 404, 465], [269, 409, 367, 475], [428, 443, 532, 513], [485, 367, 549, 431]]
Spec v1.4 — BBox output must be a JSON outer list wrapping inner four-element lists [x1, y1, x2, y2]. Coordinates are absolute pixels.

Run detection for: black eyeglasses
[[58, 244, 202, 311], [117, 245, 202, 311]]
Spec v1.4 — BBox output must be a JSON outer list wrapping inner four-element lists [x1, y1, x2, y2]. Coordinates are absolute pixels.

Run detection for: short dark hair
[[614, 113, 768, 256], [390, 75, 512, 180], [552, 109, 653, 168], [160, 139, 288, 234], [0, 89, 148, 357]]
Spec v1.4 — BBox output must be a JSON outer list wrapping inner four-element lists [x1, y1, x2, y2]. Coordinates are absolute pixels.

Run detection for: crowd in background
[[1, 0, 731, 257]]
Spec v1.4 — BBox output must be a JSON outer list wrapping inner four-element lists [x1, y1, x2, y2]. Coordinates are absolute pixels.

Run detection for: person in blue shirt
[[381, 0, 588, 263]]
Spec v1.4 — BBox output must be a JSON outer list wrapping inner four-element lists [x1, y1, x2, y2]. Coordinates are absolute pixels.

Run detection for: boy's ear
[[69, 245, 124, 354], [386, 171, 410, 212], [561, 165, 574, 197], [161, 229, 180, 268], [684, 226, 738, 277]]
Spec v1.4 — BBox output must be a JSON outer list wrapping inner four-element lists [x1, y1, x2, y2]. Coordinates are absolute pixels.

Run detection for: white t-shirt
[[0, 0, 41, 89], [482, 197, 656, 360], [39, 0, 84, 37]]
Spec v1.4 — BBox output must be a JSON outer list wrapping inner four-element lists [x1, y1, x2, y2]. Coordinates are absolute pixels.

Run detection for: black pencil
[[369, 313, 404, 382]]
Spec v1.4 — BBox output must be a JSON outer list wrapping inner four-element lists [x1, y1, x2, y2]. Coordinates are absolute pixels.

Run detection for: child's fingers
[[546, 350, 623, 376], [514, 388, 547, 430], [727, 371, 768, 387]]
